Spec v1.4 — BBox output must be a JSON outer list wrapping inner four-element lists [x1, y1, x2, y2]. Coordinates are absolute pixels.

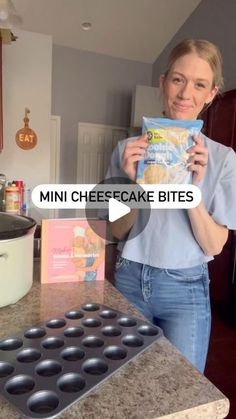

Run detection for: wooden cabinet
[[208, 235, 233, 303], [202, 89, 236, 303], [202, 89, 236, 148]]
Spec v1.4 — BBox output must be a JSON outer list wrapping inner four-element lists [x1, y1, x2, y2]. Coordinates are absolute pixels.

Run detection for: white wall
[[0, 29, 52, 190], [52, 45, 152, 184]]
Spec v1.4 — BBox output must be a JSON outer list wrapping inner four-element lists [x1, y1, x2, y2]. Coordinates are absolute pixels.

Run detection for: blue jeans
[[114, 256, 211, 373]]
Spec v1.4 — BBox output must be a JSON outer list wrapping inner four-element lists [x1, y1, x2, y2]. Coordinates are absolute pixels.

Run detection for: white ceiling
[[13, 0, 201, 63]]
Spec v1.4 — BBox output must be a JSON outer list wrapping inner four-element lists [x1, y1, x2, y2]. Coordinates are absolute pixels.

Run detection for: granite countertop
[[0, 262, 230, 419]]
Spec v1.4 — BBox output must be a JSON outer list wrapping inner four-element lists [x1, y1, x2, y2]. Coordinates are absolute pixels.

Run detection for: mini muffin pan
[[0, 303, 162, 418]]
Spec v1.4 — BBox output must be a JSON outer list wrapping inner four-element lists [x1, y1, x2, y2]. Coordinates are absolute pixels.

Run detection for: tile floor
[[205, 302, 236, 419]]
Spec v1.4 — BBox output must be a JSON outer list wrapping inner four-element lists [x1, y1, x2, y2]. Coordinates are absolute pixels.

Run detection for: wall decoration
[[15, 108, 37, 150]]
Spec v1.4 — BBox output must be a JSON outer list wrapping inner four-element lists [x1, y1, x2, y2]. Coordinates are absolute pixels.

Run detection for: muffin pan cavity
[[0, 303, 162, 418]]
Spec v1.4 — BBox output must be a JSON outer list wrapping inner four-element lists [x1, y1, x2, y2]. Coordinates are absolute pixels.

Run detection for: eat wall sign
[[15, 108, 37, 150]]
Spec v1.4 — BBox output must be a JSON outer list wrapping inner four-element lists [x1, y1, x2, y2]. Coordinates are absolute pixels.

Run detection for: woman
[[84, 225, 105, 281], [72, 225, 104, 281], [106, 39, 236, 373]]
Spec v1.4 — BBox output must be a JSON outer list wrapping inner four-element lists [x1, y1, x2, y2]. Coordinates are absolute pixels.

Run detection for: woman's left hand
[[187, 135, 208, 185]]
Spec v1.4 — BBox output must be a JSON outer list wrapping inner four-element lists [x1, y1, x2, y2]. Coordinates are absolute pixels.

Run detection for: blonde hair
[[165, 39, 224, 91]]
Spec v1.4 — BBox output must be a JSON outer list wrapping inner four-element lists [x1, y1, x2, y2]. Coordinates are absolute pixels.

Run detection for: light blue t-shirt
[[105, 133, 236, 269]]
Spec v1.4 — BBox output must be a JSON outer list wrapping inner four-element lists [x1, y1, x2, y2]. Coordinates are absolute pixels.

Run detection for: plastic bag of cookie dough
[[136, 117, 203, 184]]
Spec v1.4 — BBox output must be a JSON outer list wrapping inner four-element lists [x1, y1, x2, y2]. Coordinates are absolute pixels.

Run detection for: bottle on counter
[[14, 180, 24, 210], [0, 174, 6, 211], [22, 185, 31, 212], [5, 184, 20, 213]]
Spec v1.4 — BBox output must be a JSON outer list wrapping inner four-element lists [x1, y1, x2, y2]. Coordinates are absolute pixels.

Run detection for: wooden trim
[[0, 37, 3, 152]]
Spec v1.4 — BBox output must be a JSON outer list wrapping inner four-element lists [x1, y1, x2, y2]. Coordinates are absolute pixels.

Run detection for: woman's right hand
[[122, 134, 148, 180]]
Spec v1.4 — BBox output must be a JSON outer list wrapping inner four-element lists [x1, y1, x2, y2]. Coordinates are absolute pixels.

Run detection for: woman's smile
[[173, 101, 193, 111]]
